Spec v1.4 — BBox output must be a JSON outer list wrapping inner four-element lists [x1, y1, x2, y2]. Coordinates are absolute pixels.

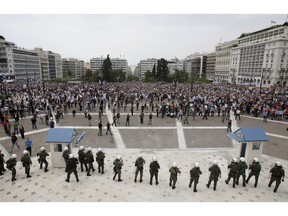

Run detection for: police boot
[[206, 184, 210, 188], [172, 186, 176, 189], [225, 180, 228, 184], [140, 179, 143, 183], [254, 184, 257, 188], [193, 189, 198, 192], [156, 181, 159, 185], [118, 179, 123, 182], [113, 174, 116, 180], [65, 179, 69, 182], [213, 187, 216, 191], [243, 183, 246, 187], [134, 178, 137, 183]]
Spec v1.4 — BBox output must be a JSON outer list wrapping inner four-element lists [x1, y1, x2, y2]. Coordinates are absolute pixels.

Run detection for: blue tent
[[227, 127, 269, 143], [45, 128, 78, 144]]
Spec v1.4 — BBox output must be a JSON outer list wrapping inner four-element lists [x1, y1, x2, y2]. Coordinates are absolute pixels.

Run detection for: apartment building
[[231, 22, 288, 86], [138, 58, 157, 78], [215, 39, 238, 83], [183, 53, 207, 78], [206, 51, 216, 81], [90, 57, 128, 73]]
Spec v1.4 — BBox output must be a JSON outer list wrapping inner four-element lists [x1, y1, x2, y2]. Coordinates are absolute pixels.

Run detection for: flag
[[271, 20, 276, 24]]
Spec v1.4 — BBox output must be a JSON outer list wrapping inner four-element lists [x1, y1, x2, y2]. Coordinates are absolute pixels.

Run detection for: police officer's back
[[149, 157, 160, 185], [246, 158, 261, 188], [65, 154, 79, 182], [268, 161, 285, 193]]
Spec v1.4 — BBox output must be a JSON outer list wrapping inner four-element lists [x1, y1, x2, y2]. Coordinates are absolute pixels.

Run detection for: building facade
[[215, 40, 238, 83], [231, 22, 288, 86], [90, 57, 128, 73], [206, 51, 216, 81], [183, 53, 207, 78], [138, 58, 157, 79]]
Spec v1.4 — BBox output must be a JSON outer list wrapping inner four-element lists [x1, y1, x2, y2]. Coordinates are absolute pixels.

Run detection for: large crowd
[[0, 81, 287, 126]]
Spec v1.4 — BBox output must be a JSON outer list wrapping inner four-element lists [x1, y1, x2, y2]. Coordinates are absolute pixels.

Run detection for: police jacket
[[169, 167, 181, 176], [38, 151, 49, 161], [62, 150, 69, 162], [66, 158, 79, 170], [113, 159, 123, 170], [78, 149, 86, 161], [238, 161, 248, 174], [11, 135, 17, 143], [0, 153, 4, 163], [86, 151, 94, 163], [190, 167, 202, 179], [21, 154, 32, 166], [96, 151, 105, 163], [135, 157, 145, 169], [270, 166, 285, 178], [249, 162, 261, 174], [150, 161, 160, 172], [209, 165, 221, 178], [228, 162, 238, 173]]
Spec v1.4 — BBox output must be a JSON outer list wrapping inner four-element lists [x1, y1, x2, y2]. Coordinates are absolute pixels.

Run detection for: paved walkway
[[0, 108, 287, 202]]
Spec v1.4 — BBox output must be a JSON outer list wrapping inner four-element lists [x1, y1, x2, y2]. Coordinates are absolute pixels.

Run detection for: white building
[[231, 22, 288, 86], [138, 58, 157, 78], [215, 40, 238, 83], [183, 53, 207, 78], [90, 57, 128, 73]]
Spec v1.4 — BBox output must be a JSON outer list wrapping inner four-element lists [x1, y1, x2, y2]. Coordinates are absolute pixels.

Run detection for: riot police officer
[[169, 162, 181, 189], [268, 161, 285, 193], [96, 148, 105, 174], [134, 154, 146, 183], [86, 147, 95, 176], [65, 154, 79, 182], [62, 146, 69, 172], [206, 160, 221, 191], [113, 155, 123, 182], [37, 147, 49, 172], [149, 157, 160, 185], [6, 154, 17, 182], [225, 158, 238, 188], [78, 146, 88, 172], [237, 157, 248, 187], [246, 158, 261, 188], [189, 162, 202, 192], [21, 150, 32, 178]]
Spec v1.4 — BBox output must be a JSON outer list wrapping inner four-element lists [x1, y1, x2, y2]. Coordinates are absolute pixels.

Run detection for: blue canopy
[[227, 127, 269, 143], [45, 128, 78, 143]]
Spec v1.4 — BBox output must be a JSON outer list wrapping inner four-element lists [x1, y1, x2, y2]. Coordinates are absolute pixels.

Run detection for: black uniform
[[86, 150, 95, 176], [21, 154, 32, 178], [37, 150, 49, 172], [0, 152, 6, 175], [268, 164, 285, 193], [113, 158, 123, 181], [246, 161, 261, 187], [134, 156, 146, 183], [6, 157, 17, 181], [62, 149, 70, 172], [225, 161, 238, 188], [96, 150, 105, 174], [78, 149, 88, 172], [206, 164, 221, 191], [189, 167, 202, 192], [169, 166, 181, 189], [65, 157, 79, 182], [237, 161, 248, 186], [149, 160, 160, 185]]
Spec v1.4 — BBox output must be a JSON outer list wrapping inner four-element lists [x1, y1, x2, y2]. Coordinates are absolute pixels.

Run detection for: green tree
[[67, 70, 73, 79], [156, 58, 169, 82], [102, 54, 112, 82], [85, 69, 93, 82], [144, 70, 154, 82]]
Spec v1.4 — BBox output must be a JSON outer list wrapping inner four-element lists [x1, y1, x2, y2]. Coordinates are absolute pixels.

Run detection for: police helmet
[[87, 147, 92, 151], [12, 154, 17, 158], [98, 148, 102, 152], [41, 147, 45, 151], [233, 157, 238, 162], [172, 162, 177, 167], [213, 160, 218, 165], [23, 150, 28, 155], [117, 155, 121, 159], [276, 161, 282, 166], [152, 157, 157, 161], [195, 162, 199, 168], [0, 148, 2, 152], [79, 146, 84, 150], [69, 154, 74, 159], [64, 147, 68, 151], [138, 154, 142, 158], [240, 157, 245, 162], [253, 158, 259, 162]]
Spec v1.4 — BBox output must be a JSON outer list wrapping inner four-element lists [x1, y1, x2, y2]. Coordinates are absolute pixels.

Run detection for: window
[[54, 144, 62, 152], [252, 142, 260, 150]]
